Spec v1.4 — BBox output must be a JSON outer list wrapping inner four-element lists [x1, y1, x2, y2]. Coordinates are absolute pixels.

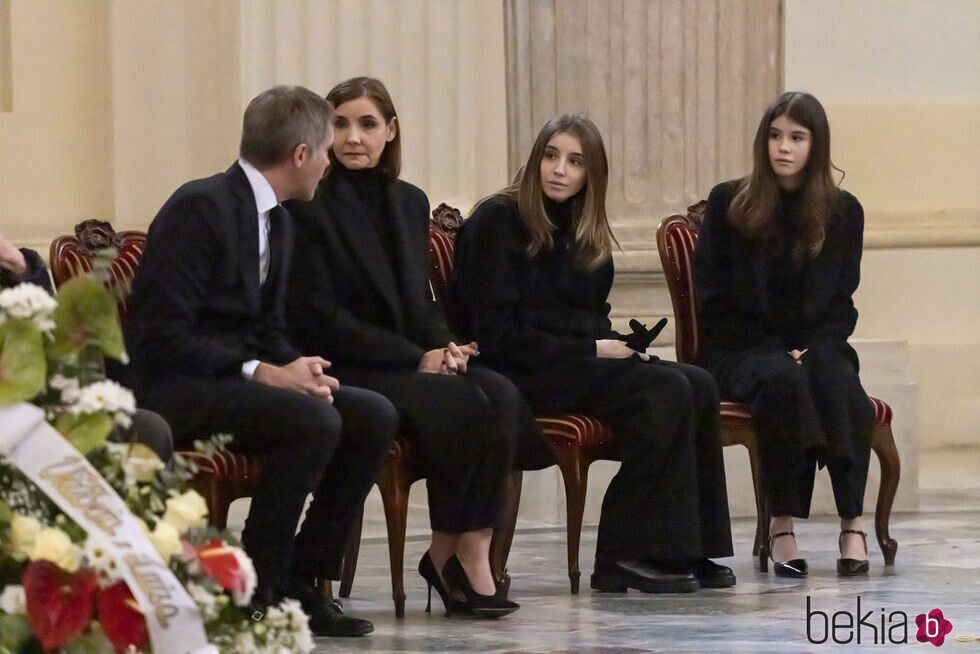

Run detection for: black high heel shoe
[[767, 531, 808, 578], [442, 556, 520, 618], [837, 529, 870, 576], [419, 551, 455, 616]]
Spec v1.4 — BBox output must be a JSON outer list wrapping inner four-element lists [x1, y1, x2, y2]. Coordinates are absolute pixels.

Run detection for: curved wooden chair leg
[[871, 424, 900, 566], [744, 437, 767, 559], [556, 446, 591, 594], [377, 462, 412, 618], [490, 470, 523, 596], [339, 503, 364, 598]]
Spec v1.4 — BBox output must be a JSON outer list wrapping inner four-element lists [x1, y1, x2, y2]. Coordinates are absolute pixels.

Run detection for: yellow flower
[[29, 527, 81, 572], [162, 490, 209, 534], [8, 515, 41, 560], [147, 520, 182, 563]]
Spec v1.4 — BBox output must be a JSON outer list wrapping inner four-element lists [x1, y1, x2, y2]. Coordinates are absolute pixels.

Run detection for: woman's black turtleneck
[[331, 161, 396, 261]]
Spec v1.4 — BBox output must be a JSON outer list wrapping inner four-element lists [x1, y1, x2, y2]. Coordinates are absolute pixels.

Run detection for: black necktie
[[264, 205, 285, 293]]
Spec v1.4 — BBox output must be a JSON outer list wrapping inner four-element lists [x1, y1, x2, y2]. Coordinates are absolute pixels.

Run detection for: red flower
[[22, 560, 98, 652], [196, 539, 256, 606], [98, 581, 149, 653]]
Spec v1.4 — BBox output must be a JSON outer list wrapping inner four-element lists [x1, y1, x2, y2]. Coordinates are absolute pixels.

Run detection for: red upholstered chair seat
[[536, 414, 616, 448], [657, 205, 899, 566]]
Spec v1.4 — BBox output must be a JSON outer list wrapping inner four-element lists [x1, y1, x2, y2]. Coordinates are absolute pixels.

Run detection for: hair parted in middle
[[728, 91, 843, 261], [239, 85, 335, 168], [481, 113, 616, 271], [325, 76, 402, 179]]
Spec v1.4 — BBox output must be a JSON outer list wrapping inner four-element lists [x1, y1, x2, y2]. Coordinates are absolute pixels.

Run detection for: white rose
[[29, 527, 82, 572], [0, 585, 26, 614], [8, 515, 42, 560], [162, 490, 209, 534], [147, 520, 182, 563]]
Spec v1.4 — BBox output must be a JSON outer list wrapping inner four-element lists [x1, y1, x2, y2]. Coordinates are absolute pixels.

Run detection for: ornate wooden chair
[[427, 204, 622, 595], [49, 220, 265, 531], [656, 203, 900, 566]]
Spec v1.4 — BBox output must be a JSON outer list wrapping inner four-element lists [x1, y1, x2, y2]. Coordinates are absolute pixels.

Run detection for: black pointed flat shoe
[[837, 529, 870, 576], [768, 531, 809, 578]]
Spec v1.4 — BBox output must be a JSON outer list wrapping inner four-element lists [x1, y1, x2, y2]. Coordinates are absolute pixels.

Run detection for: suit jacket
[[693, 180, 865, 372], [124, 162, 300, 382], [285, 174, 453, 370]]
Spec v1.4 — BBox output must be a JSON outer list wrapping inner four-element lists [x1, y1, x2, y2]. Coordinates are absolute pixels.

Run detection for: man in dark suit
[[123, 86, 397, 637]]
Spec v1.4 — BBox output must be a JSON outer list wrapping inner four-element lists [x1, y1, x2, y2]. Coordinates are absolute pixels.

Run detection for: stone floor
[[298, 486, 980, 653]]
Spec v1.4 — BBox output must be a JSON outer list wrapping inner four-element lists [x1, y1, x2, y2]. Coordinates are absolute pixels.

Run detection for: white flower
[[83, 536, 123, 587], [8, 514, 42, 560], [0, 283, 57, 333], [161, 490, 209, 535], [29, 527, 82, 572], [49, 374, 81, 403], [186, 581, 218, 620], [233, 632, 257, 653], [0, 585, 26, 614], [259, 598, 314, 653], [69, 380, 136, 428], [230, 546, 257, 607]]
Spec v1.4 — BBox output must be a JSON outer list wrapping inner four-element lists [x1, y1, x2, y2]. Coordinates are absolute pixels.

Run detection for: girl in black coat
[[453, 115, 734, 594], [286, 77, 552, 617], [694, 92, 874, 578]]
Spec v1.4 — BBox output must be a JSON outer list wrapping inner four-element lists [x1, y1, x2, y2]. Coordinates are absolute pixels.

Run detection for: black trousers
[[570, 360, 733, 563], [136, 376, 397, 591], [336, 365, 522, 533], [713, 348, 874, 520]]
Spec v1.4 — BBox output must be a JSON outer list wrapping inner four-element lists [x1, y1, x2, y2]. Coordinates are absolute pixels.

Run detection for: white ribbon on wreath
[[0, 402, 218, 654]]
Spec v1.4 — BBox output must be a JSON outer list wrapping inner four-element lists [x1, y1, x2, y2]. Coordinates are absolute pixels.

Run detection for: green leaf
[[62, 629, 114, 654], [0, 614, 31, 653], [53, 412, 115, 454], [50, 276, 127, 364], [0, 320, 46, 406]]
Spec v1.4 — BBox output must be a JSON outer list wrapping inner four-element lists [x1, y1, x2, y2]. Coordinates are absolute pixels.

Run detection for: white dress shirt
[[237, 158, 280, 380]]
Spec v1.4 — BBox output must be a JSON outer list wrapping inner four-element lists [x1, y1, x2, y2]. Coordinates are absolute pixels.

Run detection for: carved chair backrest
[[655, 201, 707, 364], [49, 220, 147, 322]]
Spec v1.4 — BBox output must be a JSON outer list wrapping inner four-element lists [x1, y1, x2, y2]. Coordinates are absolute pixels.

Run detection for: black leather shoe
[[591, 559, 699, 594], [288, 582, 374, 637], [837, 529, 870, 576], [691, 559, 736, 588]]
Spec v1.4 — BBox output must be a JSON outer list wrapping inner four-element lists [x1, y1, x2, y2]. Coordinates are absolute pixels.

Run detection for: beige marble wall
[[504, 0, 781, 222], [239, 0, 510, 214]]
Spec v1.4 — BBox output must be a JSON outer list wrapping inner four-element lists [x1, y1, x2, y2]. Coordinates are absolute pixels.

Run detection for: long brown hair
[[728, 91, 841, 260], [325, 76, 401, 179], [479, 114, 614, 270]]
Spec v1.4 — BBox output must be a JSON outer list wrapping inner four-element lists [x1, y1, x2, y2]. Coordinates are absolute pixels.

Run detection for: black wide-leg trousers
[[337, 365, 523, 533], [712, 347, 874, 520], [573, 360, 734, 563]]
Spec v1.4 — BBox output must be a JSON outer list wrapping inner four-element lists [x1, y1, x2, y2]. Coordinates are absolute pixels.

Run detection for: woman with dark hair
[[694, 91, 874, 578], [453, 114, 734, 594], [285, 77, 554, 617]]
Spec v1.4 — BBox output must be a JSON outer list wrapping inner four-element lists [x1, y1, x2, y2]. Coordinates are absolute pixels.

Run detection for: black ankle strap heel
[[768, 531, 808, 578], [837, 529, 870, 576]]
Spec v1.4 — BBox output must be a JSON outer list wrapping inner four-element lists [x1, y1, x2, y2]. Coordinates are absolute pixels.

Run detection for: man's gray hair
[[239, 85, 334, 167]]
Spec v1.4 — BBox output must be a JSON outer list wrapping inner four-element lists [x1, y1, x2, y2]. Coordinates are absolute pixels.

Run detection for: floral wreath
[[0, 263, 313, 653]]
